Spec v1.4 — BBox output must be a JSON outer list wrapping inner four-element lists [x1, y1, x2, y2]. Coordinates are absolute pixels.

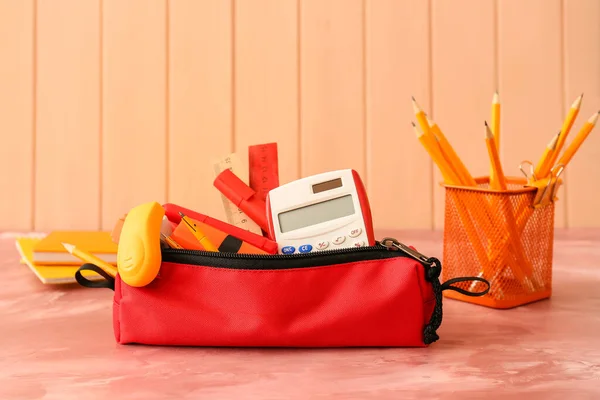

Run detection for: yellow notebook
[[16, 237, 105, 284], [32, 231, 117, 265]]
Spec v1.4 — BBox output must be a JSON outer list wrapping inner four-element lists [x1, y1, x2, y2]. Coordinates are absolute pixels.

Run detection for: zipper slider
[[379, 237, 432, 265]]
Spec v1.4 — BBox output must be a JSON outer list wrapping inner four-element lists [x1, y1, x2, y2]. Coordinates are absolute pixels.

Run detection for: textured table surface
[[1, 229, 599, 400]]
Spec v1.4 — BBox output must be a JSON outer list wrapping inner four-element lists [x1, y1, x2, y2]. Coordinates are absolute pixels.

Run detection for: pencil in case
[[76, 238, 488, 347]]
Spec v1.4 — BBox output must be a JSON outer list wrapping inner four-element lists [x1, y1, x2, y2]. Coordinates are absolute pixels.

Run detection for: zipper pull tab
[[380, 237, 432, 265]]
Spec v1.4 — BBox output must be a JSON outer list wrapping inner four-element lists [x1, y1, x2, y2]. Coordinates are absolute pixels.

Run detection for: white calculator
[[265, 169, 375, 254]]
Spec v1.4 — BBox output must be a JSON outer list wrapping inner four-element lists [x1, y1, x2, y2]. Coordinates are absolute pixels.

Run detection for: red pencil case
[[76, 238, 488, 347]]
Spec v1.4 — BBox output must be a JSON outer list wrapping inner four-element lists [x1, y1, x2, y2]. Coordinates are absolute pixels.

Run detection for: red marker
[[163, 203, 278, 254], [213, 169, 270, 235]]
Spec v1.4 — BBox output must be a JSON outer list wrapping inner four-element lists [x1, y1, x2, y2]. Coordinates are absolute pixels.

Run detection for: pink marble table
[[1, 229, 599, 399]]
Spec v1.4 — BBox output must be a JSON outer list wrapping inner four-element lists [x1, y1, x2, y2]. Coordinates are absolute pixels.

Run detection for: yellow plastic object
[[117, 201, 165, 287]]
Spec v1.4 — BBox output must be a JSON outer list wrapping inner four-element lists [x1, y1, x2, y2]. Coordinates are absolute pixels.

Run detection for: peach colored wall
[[1, 0, 599, 232]]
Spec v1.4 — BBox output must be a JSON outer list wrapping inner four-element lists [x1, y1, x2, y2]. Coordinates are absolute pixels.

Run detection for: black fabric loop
[[441, 276, 490, 297], [421, 257, 490, 345], [75, 263, 115, 291]]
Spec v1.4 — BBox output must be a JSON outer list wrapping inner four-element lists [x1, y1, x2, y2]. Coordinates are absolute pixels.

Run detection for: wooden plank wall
[[1, 0, 599, 231]]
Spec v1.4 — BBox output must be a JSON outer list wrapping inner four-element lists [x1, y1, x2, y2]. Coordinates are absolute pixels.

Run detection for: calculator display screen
[[278, 194, 355, 233]]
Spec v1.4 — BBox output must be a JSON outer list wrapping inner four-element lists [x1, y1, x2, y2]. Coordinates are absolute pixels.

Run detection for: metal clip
[[380, 237, 431, 265], [519, 160, 536, 182]]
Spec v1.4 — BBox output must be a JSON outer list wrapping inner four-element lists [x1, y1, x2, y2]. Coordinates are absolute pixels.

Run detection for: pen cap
[[214, 169, 257, 206]]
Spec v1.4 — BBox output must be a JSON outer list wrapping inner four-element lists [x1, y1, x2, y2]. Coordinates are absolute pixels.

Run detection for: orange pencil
[[427, 116, 476, 186], [546, 93, 583, 172], [533, 131, 561, 180], [412, 97, 432, 140], [412, 122, 461, 184], [556, 111, 599, 169]]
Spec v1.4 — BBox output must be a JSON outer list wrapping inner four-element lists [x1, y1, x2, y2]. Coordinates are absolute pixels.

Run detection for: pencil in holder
[[441, 176, 556, 309]]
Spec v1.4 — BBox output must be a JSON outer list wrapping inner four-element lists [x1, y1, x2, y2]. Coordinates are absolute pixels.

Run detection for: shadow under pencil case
[[76, 238, 488, 347]]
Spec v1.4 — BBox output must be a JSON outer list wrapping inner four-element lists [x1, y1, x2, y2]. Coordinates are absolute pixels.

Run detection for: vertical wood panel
[[102, 0, 167, 229], [366, 0, 432, 229], [168, 0, 232, 220], [498, 0, 565, 227], [300, 0, 365, 178], [35, 0, 100, 230], [563, 0, 600, 227], [0, 0, 34, 230], [235, 0, 298, 185], [431, 0, 496, 229]]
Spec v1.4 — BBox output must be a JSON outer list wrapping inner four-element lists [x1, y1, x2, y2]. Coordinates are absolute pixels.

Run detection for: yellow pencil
[[533, 131, 561, 180], [556, 111, 599, 168], [160, 233, 183, 249], [412, 96, 432, 140], [484, 122, 507, 190], [179, 212, 218, 252], [62, 242, 118, 278], [546, 93, 583, 172], [490, 92, 501, 186], [412, 122, 461, 184], [427, 116, 476, 186]]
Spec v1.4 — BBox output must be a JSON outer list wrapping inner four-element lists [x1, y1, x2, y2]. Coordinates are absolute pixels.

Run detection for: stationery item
[[427, 117, 475, 186], [412, 97, 431, 138], [62, 242, 118, 278], [249, 143, 280, 203], [117, 201, 164, 287], [32, 231, 117, 265], [490, 92, 501, 185], [160, 233, 183, 249], [15, 237, 104, 284], [179, 212, 218, 251], [266, 169, 375, 254], [547, 93, 583, 170], [212, 153, 263, 235], [533, 131, 561, 180], [413, 122, 461, 184], [77, 230, 489, 347], [214, 169, 269, 234], [484, 122, 507, 190], [170, 216, 270, 254], [555, 111, 599, 169], [162, 203, 278, 254], [491, 91, 501, 150]]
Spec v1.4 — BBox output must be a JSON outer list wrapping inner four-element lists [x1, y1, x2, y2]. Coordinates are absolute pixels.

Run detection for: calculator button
[[332, 236, 346, 245], [353, 240, 365, 247], [316, 241, 329, 250], [349, 228, 362, 238], [299, 244, 313, 253], [281, 246, 296, 254]]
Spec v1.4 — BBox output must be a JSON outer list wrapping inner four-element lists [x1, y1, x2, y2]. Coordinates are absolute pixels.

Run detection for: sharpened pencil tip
[[411, 121, 416, 127], [493, 92, 499, 103], [61, 242, 75, 253], [589, 111, 600, 125], [572, 93, 584, 109], [411, 96, 415, 101], [484, 122, 494, 139], [412, 122, 423, 138], [548, 131, 561, 149]]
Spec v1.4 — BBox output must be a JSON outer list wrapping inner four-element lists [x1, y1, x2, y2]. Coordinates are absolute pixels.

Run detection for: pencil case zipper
[[160, 237, 433, 270]]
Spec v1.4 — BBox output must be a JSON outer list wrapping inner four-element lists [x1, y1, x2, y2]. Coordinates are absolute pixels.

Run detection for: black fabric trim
[[218, 235, 243, 253], [75, 263, 115, 291], [422, 257, 490, 345]]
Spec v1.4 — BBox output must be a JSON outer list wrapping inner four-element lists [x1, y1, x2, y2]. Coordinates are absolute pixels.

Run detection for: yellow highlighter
[[62, 242, 118, 278], [179, 212, 218, 252]]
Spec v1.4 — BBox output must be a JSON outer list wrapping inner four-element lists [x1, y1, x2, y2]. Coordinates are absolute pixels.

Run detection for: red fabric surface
[[113, 256, 435, 347]]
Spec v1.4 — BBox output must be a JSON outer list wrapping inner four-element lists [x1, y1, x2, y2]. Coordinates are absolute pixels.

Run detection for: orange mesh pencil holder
[[441, 176, 555, 309]]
